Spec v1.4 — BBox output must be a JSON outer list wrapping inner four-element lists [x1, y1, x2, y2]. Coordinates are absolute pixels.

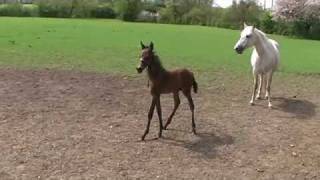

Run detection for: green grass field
[[0, 17, 319, 75]]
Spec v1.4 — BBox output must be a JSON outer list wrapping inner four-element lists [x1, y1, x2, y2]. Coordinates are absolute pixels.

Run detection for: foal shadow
[[273, 97, 317, 119], [162, 130, 234, 159]]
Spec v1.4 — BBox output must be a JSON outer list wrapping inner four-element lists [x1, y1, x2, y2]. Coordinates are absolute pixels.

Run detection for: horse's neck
[[147, 55, 167, 82], [253, 30, 269, 57]]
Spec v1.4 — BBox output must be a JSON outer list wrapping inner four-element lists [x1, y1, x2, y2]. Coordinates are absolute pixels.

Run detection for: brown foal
[[136, 42, 198, 141]]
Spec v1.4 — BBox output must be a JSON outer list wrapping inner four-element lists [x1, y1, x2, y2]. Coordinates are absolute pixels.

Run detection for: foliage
[[275, 0, 320, 21], [21, 4, 39, 17], [36, 0, 112, 18], [0, 3, 22, 16], [158, 0, 213, 24], [115, 0, 142, 21], [0, 3, 38, 17], [0, 0, 319, 39], [183, 7, 207, 25], [36, 0, 72, 18], [219, 0, 264, 29], [274, 0, 320, 39], [260, 12, 276, 34], [91, 4, 116, 18], [70, 0, 99, 18]]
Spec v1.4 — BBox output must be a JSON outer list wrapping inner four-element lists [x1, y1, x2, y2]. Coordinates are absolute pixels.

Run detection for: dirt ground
[[0, 68, 319, 180]]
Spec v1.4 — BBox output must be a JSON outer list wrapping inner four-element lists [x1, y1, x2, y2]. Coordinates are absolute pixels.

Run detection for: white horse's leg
[[250, 73, 259, 105], [266, 72, 273, 108], [256, 74, 264, 100]]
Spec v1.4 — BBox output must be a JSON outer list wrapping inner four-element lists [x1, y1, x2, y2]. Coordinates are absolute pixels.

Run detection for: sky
[[215, 0, 276, 8]]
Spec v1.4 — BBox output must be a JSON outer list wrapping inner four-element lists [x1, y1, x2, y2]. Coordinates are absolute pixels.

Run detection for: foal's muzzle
[[136, 59, 147, 73], [136, 67, 144, 73]]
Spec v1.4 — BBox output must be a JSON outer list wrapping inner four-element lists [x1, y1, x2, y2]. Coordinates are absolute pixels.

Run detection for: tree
[[159, 0, 213, 24], [275, 0, 320, 21], [36, 0, 72, 18], [70, 0, 98, 18], [275, 0, 320, 39], [220, 0, 263, 29], [260, 11, 276, 33], [115, 0, 142, 21]]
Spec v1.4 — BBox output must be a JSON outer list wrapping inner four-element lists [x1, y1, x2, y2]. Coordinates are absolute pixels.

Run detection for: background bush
[[0, 3, 23, 17], [70, 0, 98, 18], [91, 4, 116, 19], [0, 0, 319, 40], [260, 12, 276, 34], [21, 4, 39, 17], [115, 0, 142, 22], [37, 0, 72, 18]]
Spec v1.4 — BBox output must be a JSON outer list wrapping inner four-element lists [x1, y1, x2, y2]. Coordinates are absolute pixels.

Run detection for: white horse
[[234, 23, 280, 108]]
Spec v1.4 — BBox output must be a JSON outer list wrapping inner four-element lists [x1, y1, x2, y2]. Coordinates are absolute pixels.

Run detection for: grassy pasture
[[0, 17, 319, 75]]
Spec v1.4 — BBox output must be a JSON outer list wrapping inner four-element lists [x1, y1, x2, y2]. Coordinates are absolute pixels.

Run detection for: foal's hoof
[[141, 133, 148, 141], [192, 128, 197, 135], [250, 101, 255, 106], [164, 122, 171, 130], [256, 96, 262, 100], [268, 103, 273, 109]]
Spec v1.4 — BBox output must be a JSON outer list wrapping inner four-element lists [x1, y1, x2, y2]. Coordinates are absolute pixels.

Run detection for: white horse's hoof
[[268, 104, 273, 109], [250, 101, 255, 106], [256, 96, 262, 100]]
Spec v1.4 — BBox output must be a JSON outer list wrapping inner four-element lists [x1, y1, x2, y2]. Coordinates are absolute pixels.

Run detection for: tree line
[[0, 0, 319, 40]]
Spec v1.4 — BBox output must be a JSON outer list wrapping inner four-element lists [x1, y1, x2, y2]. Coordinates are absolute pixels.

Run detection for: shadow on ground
[[162, 130, 234, 159], [274, 97, 317, 119]]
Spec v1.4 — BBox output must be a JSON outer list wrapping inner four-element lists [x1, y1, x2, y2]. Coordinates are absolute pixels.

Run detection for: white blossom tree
[[275, 0, 320, 21]]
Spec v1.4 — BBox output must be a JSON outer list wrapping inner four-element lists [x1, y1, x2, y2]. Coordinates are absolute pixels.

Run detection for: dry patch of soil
[[0, 68, 319, 180]]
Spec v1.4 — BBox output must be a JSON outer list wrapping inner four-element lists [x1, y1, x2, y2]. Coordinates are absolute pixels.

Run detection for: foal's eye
[[246, 35, 251, 38], [141, 60, 147, 65]]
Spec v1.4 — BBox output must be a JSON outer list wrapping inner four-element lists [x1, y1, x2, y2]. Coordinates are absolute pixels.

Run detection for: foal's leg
[[250, 73, 259, 105], [183, 90, 196, 134], [155, 95, 163, 138], [256, 74, 264, 100], [141, 97, 156, 141], [266, 72, 273, 108], [164, 92, 180, 130]]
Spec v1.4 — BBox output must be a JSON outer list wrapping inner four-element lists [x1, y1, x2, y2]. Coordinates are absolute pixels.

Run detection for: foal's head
[[234, 22, 257, 54], [136, 41, 154, 74]]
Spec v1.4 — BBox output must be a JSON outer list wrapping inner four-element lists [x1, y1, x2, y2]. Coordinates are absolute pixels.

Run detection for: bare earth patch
[[0, 68, 319, 180]]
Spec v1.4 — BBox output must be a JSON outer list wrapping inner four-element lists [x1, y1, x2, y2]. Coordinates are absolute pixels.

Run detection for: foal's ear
[[140, 41, 146, 49], [149, 42, 154, 51]]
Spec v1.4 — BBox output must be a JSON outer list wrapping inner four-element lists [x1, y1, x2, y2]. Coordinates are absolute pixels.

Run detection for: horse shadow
[[162, 129, 234, 159], [273, 97, 317, 119]]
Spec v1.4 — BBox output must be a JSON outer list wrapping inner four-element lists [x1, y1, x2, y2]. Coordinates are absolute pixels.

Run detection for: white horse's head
[[234, 23, 257, 54]]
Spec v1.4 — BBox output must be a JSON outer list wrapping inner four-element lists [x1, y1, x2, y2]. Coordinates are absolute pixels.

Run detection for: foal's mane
[[150, 53, 166, 71], [146, 52, 168, 80]]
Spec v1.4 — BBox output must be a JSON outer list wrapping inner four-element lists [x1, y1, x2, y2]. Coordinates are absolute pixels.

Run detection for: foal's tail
[[192, 78, 198, 94]]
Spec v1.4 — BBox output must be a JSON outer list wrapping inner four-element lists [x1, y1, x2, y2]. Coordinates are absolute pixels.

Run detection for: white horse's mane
[[254, 28, 268, 41]]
